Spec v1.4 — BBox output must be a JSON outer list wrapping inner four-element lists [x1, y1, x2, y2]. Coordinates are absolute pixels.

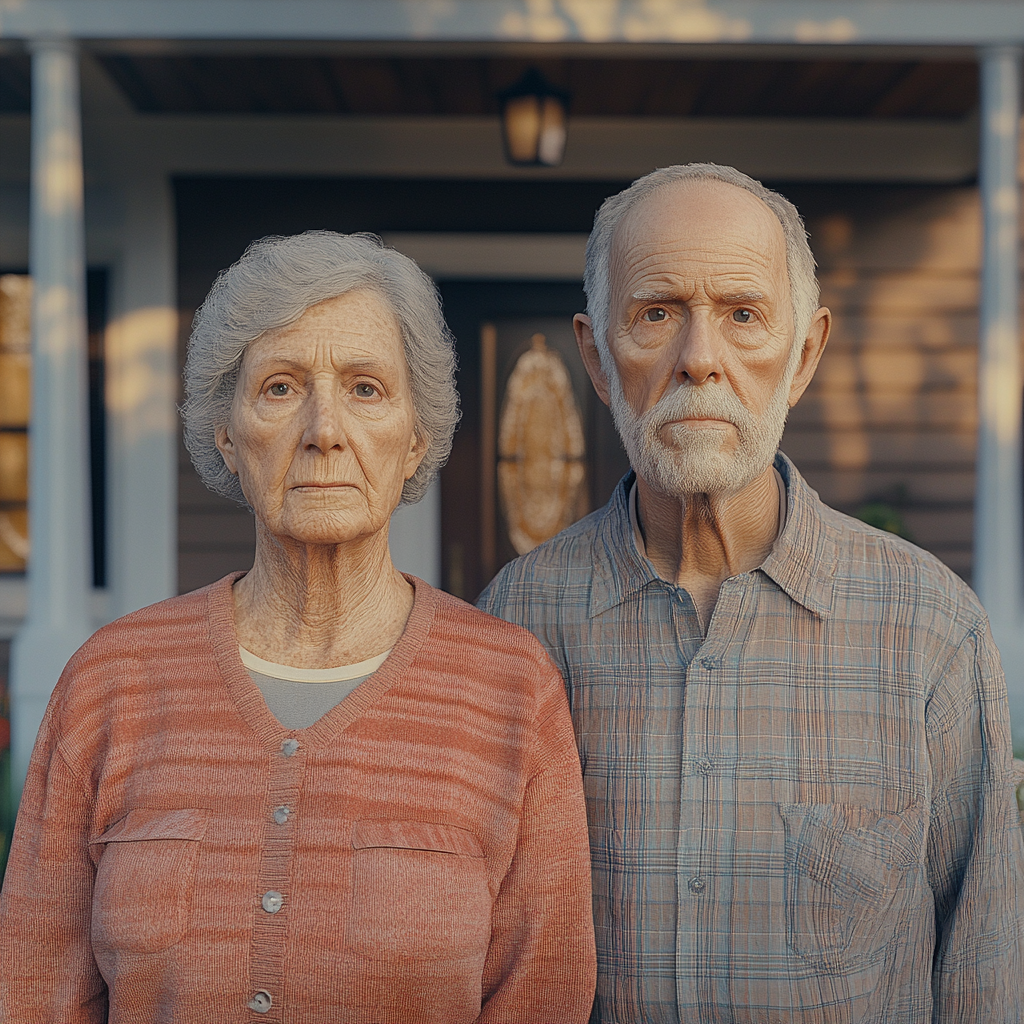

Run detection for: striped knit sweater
[[0, 574, 596, 1023]]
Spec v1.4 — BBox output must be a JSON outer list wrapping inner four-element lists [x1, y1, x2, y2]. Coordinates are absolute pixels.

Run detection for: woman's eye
[[354, 383, 378, 398], [643, 308, 668, 323], [733, 308, 753, 323], [268, 382, 290, 396]]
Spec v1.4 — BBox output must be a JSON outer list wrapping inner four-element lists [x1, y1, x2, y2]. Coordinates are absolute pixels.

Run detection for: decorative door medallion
[[496, 333, 586, 554]]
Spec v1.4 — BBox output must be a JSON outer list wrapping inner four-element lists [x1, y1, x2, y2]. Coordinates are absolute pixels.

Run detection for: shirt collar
[[760, 452, 837, 618], [588, 471, 661, 618], [588, 452, 836, 619]]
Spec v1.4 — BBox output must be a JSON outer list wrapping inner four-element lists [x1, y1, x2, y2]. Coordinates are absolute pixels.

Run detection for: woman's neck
[[231, 524, 414, 669]]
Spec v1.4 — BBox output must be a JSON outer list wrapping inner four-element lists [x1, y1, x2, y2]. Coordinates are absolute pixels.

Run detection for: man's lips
[[663, 417, 735, 427]]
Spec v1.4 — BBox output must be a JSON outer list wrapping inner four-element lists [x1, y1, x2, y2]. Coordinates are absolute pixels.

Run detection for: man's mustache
[[641, 384, 753, 434]]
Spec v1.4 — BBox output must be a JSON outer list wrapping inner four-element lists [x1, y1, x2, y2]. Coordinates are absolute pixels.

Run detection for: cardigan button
[[281, 738, 299, 757], [262, 890, 284, 914], [273, 805, 290, 824], [248, 990, 273, 1013]]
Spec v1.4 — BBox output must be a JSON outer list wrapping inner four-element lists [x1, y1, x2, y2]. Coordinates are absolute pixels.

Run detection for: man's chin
[[641, 449, 770, 500]]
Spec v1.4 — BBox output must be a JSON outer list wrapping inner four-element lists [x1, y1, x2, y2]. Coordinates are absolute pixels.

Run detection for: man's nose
[[301, 387, 348, 453], [672, 311, 723, 386]]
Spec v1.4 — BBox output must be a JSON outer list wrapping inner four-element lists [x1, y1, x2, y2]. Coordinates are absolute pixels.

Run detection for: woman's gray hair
[[584, 163, 820, 369], [182, 230, 459, 506]]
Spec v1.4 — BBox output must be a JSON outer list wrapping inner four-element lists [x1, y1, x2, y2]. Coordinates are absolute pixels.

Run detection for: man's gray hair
[[182, 231, 459, 506], [583, 163, 820, 366]]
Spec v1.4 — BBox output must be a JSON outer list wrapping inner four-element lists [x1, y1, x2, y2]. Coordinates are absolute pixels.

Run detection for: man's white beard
[[607, 346, 800, 499]]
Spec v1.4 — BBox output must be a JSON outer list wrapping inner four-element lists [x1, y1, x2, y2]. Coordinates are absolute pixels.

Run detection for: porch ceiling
[[0, 54, 978, 119]]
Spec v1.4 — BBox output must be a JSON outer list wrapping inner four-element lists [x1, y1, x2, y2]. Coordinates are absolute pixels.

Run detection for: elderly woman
[[0, 232, 596, 1023]]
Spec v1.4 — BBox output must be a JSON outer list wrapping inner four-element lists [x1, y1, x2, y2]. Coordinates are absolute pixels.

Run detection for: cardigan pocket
[[780, 801, 925, 973], [348, 819, 492, 962], [90, 807, 212, 955]]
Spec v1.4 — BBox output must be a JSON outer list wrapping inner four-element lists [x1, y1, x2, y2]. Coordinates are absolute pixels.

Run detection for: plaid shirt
[[479, 453, 1024, 1024]]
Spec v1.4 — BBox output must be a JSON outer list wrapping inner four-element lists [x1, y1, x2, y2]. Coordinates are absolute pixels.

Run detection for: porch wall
[[787, 184, 983, 583]]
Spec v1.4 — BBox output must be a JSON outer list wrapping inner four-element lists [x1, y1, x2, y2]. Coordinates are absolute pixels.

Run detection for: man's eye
[[268, 382, 290, 396], [354, 383, 378, 398], [643, 308, 668, 322], [733, 308, 753, 323]]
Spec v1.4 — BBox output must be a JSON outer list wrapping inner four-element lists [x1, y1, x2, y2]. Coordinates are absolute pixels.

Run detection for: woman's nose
[[301, 389, 348, 453]]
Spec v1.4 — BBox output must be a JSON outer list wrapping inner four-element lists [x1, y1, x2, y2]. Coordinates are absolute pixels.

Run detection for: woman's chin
[[271, 511, 382, 550]]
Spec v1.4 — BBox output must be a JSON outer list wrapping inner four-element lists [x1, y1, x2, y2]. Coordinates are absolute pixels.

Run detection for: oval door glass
[[497, 333, 586, 554]]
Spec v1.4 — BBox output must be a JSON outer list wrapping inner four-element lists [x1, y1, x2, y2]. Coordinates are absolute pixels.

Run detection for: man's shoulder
[[498, 505, 606, 579], [478, 505, 607, 624], [821, 500, 984, 624]]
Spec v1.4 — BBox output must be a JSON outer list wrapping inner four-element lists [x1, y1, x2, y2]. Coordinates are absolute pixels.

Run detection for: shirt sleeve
[[477, 670, 597, 1023], [926, 619, 1024, 1022], [0, 707, 107, 1023]]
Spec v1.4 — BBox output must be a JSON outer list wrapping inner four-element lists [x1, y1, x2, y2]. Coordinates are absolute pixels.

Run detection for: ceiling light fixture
[[499, 69, 570, 168]]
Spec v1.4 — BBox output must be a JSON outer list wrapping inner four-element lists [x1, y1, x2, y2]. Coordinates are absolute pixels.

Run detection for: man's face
[[596, 179, 812, 499]]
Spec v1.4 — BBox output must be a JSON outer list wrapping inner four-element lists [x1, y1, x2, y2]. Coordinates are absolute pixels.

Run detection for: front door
[[439, 282, 628, 600]]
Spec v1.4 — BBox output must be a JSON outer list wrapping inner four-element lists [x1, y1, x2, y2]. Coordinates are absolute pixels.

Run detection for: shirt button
[[261, 890, 284, 914], [248, 990, 273, 1013], [281, 738, 300, 757], [696, 757, 713, 775], [688, 876, 707, 895], [700, 656, 719, 670], [273, 805, 290, 824]]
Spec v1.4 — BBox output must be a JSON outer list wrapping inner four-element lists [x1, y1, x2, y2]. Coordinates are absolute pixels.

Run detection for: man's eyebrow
[[629, 289, 766, 303]]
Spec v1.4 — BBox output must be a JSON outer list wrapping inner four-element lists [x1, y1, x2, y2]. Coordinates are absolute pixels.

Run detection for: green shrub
[[855, 502, 912, 540]]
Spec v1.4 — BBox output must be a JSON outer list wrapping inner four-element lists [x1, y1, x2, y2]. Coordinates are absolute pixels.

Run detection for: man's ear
[[574, 313, 612, 408], [788, 307, 831, 408], [215, 422, 239, 475]]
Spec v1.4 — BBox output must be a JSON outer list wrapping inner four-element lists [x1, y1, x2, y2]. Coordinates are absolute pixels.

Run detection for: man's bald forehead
[[612, 176, 787, 256]]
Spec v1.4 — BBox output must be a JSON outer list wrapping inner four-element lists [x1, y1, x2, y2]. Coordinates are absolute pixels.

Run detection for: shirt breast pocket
[[347, 819, 492, 961], [89, 807, 211, 955], [779, 801, 925, 972]]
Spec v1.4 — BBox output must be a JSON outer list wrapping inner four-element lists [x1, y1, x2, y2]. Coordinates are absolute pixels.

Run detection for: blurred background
[[0, 0, 1022, 872]]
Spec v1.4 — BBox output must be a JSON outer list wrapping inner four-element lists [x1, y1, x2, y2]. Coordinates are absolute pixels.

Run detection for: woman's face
[[216, 289, 425, 548]]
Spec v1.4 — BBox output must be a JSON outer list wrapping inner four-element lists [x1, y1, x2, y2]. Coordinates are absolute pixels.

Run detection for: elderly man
[[479, 164, 1024, 1023]]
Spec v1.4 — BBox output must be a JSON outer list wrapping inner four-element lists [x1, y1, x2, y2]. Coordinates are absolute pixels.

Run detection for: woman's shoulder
[[61, 574, 236, 687]]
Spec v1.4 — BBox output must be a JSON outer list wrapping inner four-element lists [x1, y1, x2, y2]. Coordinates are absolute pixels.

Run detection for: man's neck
[[635, 465, 782, 629]]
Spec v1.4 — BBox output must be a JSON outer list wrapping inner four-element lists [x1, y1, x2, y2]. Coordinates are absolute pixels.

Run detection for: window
[[0, 275, 30, 573], [0, 270, 108, 586]]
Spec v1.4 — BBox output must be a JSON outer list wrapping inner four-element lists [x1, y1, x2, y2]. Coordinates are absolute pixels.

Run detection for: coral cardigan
[[0, 574, 596, 1024]]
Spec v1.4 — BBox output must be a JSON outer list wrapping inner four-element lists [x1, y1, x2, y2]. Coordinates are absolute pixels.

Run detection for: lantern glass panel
[[537, 97, 567, 167], [504, 94, 542, 163]]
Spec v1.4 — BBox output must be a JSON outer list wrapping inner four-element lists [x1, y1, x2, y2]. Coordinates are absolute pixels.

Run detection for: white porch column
[[106, 175, 178, 617], [9, 39, 92, 787], [974, 46, 1024, 738]]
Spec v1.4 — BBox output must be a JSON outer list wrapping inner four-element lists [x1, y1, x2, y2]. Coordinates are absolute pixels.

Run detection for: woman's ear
[[215, 422, 239, 475], [403, 426, 428, 481]]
